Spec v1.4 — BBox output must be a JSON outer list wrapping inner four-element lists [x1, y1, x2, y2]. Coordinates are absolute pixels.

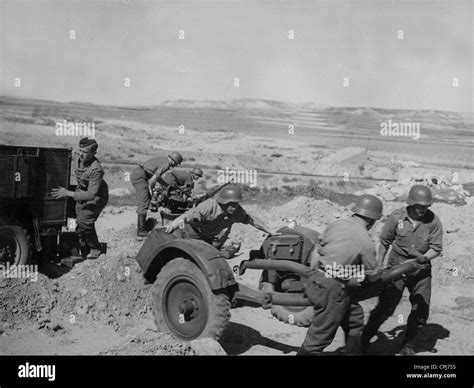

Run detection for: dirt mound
[[0, 275, 56, 327], [52, 250, 149, 331], [355, 173, 471, 204]]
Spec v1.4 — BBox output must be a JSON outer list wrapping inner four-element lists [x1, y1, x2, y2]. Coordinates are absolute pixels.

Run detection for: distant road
[[100, 160, 397, 182]]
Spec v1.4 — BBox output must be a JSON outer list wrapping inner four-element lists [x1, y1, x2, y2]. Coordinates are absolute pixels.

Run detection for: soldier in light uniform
[[164, 184, 279, 249], [298, 194, 383, 355], [52, 137, 108, 259], [361, 185, 443, 355]]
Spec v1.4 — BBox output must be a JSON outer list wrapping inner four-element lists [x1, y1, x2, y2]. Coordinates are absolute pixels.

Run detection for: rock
[[189, 338, 227, 355], [446, 228, 460, 234], [47, 321, 64, 332], [116, 268, 127, 282]]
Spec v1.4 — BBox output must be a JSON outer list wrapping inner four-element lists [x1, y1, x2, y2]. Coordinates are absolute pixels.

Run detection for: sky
[[0, 0, 472, 111]]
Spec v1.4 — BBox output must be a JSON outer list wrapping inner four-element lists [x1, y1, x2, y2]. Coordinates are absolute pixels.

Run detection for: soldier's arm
[[246, 213, 278, 236], [165, 201, 208, 233], [73, 169, 104, 201], [361, 244, 379, 273], [148, 164, 171, 189], [378, 214, 397, 265], [417, 219, 443, 262]]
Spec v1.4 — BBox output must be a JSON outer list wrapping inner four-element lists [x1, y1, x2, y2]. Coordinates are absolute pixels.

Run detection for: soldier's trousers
[[363, 267, 431, 347], [298, 273, 364, 355], [131, 167, 150, 215], [76, 200, 107, 251]]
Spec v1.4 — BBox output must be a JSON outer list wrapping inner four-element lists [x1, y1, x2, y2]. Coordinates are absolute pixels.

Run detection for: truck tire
[[151, 258, 231, 341], [0, 225, 32, 265]]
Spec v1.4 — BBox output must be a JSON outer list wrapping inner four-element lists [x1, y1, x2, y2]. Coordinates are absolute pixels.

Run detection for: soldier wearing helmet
[[160, 167, 203, 199], [361, 185, 443, 355], [52, 137, 109, 260], [164, 184, 278, 249], [131, 151, 184, 237], [298, 194, 383, 355]]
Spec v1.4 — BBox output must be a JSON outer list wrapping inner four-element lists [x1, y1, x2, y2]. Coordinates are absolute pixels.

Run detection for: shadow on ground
[[360, 323, 450, 355], [220, 322, 300, 355]]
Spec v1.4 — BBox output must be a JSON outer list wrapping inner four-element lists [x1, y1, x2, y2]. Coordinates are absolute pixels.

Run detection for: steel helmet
[[407, 185, 433, 206], [191, 167, 203, 178], [351, 194, 383, 220], [217, 184, 243, 204], [168, 151, 183, 165]]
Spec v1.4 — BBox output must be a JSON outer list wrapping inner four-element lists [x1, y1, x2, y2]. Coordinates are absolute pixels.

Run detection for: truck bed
[[0, 144, 73, 225]]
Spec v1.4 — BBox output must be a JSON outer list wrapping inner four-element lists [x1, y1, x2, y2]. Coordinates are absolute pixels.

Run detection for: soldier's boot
[[137, 214, 148, 238], [87, 248, 102, 260], [345, 334, 362, 355], [397, 344, 416, 356], [77, 234, 90, 258], [360, 316, 383, 354], [84, 229, 102, 260]]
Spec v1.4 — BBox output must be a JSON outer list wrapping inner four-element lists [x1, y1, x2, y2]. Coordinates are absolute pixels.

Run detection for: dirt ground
[[1, 200, 473, 356]]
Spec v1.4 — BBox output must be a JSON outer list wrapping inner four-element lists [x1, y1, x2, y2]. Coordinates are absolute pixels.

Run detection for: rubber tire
[[0, 225, 31, 265], [151, 258, 231, 341], [259, 273, 314, 327]]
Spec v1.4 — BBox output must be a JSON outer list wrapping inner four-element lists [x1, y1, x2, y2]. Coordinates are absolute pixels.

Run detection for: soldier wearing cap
[[52, 137, 109, 259], [164, 184, 278, 249], [131, 152, 184, 237], [298, 194, 383, 355], [361, 185, 443, 355]]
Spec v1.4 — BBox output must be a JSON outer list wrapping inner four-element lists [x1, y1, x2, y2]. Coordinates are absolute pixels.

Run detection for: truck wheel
[[151, 258, 231, 341], [0, 226, 32, 265]]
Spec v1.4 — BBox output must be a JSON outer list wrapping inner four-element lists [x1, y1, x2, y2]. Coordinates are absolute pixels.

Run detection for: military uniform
[[73, 155, 109, 254], [175, 198, 251, 248], [161, 170, 195, 198], [131, 156, 171, 215], [362, 207, 443, 350], [298, 217, 378, 355]]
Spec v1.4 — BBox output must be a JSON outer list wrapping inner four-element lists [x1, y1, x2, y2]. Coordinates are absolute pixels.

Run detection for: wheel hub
[[164, 279, 208, 340], [178, 298, 200, 319]]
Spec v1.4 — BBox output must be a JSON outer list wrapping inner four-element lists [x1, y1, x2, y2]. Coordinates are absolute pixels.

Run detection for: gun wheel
[[151, 258, 231, 341]]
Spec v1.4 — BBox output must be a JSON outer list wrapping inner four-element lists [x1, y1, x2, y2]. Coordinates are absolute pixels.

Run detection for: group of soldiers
[[299, 186, 442, 355], [52, 137, 443, 356]]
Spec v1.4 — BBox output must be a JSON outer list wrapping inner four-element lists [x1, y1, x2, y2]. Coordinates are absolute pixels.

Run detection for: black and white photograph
[[0, 0, 473, 383]]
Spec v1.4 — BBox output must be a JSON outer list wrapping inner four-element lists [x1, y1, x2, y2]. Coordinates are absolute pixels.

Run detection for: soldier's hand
[[416, 256, 429, 264], [164, 225, 175, 233], [51, 187, 69, 199]]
